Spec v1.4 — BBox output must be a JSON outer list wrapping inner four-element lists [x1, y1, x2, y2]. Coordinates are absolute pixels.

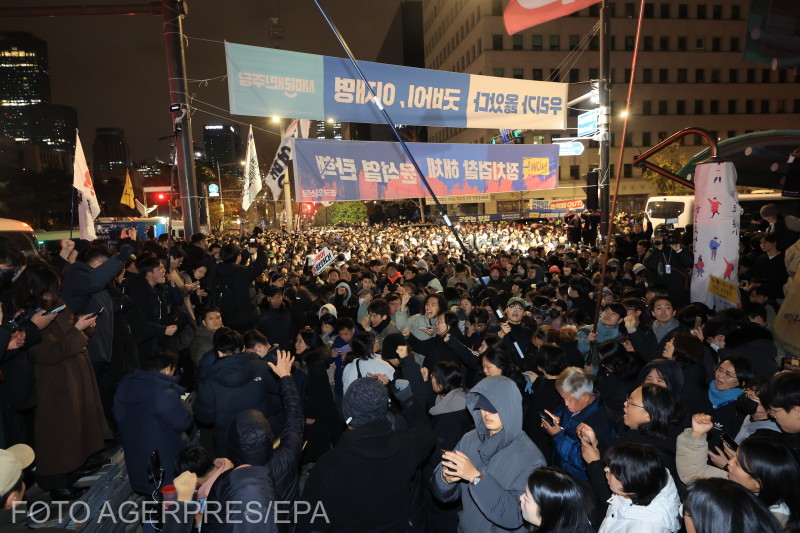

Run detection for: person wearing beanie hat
[[342, 377, 389, 427], [298, 347, 435, 532]]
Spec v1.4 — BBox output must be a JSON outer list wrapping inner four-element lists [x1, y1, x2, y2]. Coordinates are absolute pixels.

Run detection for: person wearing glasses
[[701, 355, 755, 444], [758, 371, 800, 459], [579, 383, 682, 500]]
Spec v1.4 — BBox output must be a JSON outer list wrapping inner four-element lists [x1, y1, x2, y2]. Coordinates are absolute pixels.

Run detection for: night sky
[[2, 0, 403, 162]]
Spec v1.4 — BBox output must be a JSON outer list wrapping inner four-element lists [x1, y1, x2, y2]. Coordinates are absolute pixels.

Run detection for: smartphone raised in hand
[[539, 411, 555, 426], [43, 304, 67, 317], [89, 306, 105, 319]]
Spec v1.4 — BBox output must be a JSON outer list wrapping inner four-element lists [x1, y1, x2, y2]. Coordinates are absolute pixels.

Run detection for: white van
[[0, 218, 40, 256], [645, 192, 800, 230]]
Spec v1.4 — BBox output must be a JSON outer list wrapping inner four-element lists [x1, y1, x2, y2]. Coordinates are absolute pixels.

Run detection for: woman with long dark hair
[[677, 414, 800, 530], [294, 327, 342, 465], [14, 261, 110, 500], [683, 478, 783, 533], [520, 467, 594, 533], [425, 361, 472, 533]]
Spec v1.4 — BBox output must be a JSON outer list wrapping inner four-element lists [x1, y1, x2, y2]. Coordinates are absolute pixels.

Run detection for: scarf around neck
[[708, 380, 742, 409]]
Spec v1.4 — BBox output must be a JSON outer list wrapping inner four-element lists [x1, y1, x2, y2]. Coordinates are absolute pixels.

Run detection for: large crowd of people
[[1, 203, 799, 533]]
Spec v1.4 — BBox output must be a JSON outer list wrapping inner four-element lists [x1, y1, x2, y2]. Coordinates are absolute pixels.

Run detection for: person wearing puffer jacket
[[597, 443, 681, 533], [432, 376, 546, 533], [202, 352, 302, 533]]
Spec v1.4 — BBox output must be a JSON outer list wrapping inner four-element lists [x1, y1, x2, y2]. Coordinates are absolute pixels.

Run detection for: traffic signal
[[157, 193, 167, 203]]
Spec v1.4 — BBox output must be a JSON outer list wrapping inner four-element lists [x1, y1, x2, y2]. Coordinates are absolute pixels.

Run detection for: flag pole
[[69, 187, 75, 240]]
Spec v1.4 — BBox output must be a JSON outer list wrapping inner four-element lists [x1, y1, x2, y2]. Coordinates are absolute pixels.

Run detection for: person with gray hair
[[541, 367, 614, 481]]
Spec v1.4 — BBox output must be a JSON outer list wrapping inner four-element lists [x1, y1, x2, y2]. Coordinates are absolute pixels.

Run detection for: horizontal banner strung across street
[[293, 139, 559, 203], [225, 42, 568, 130]]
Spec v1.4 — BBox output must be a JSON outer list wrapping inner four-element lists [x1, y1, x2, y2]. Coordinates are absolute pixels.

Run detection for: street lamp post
[[215, 162, 225, 232]]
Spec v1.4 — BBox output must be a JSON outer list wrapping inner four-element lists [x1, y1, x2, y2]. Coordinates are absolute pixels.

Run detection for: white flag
[[73, 131, 100, 240], [135, 199, 156, 217], [265, 119, 299, 201], [242, 125, 262, 211]]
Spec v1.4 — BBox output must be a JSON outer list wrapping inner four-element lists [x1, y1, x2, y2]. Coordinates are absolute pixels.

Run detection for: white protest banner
[[311, 247, 335, 276], [690, 161, 741, 308]]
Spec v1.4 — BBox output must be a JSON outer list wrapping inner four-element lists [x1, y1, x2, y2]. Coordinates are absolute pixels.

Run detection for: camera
[[666, 230, 681, 245]]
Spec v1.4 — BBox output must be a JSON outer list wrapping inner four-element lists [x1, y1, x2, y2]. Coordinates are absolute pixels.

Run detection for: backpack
[[208, 276, 235, 318]]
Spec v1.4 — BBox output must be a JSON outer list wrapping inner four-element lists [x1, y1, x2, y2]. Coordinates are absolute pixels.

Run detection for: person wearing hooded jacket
[[200, 352, 298, 533], [193, 327, 281, 457], [332, 281, 358, 321], [432, 375, 546, 533]]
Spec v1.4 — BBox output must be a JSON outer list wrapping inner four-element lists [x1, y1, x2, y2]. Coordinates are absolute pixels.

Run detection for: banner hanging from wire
[[293, 139, 559, 203], [225, 42, 568, 130]]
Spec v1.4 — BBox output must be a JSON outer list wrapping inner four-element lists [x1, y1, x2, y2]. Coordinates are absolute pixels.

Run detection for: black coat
[[227, 375, 305, 503], [194, 351, 282, 458], [297, 357, 435, 533], [303, 352, 344, 463], [719, 325, 780, 379], [522, 377, 563, 461], [126, 274, 171, 359], [214, 247, 268, 331], [256, 304, 293, 351], [113, 370, 193, 494]]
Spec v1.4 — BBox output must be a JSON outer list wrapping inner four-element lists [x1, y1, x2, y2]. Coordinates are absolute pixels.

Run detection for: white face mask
[[358, 297, 365, 305], [709, 343, 720, 352]]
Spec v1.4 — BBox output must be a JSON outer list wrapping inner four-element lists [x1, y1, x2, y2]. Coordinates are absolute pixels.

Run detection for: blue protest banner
[[225, 42, 567, 130], [293, 139, 559, 202]]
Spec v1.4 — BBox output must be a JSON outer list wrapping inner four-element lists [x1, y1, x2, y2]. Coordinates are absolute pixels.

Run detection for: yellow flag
[[120, 170, 135, 209]]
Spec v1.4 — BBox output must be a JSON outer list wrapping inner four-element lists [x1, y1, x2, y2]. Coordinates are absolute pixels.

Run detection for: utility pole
[[598, 0, 612, 241], [162, 0, 201, 236], [216, 162, 225, 232], [0, 0, 201, 236]]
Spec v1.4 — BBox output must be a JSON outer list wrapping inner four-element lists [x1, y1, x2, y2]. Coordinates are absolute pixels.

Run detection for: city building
[[0, 31, 77, 153], [421, 0, 800, 216], [202, 123, 244, 171], [92, 128, 131, 185]]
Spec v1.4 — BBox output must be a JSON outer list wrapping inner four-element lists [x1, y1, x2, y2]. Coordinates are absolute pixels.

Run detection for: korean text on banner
[[225, 42, 567, 131], [311, 247, 335, 276], [292, 139, 559, 203], [690, 161, 741, 309]]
